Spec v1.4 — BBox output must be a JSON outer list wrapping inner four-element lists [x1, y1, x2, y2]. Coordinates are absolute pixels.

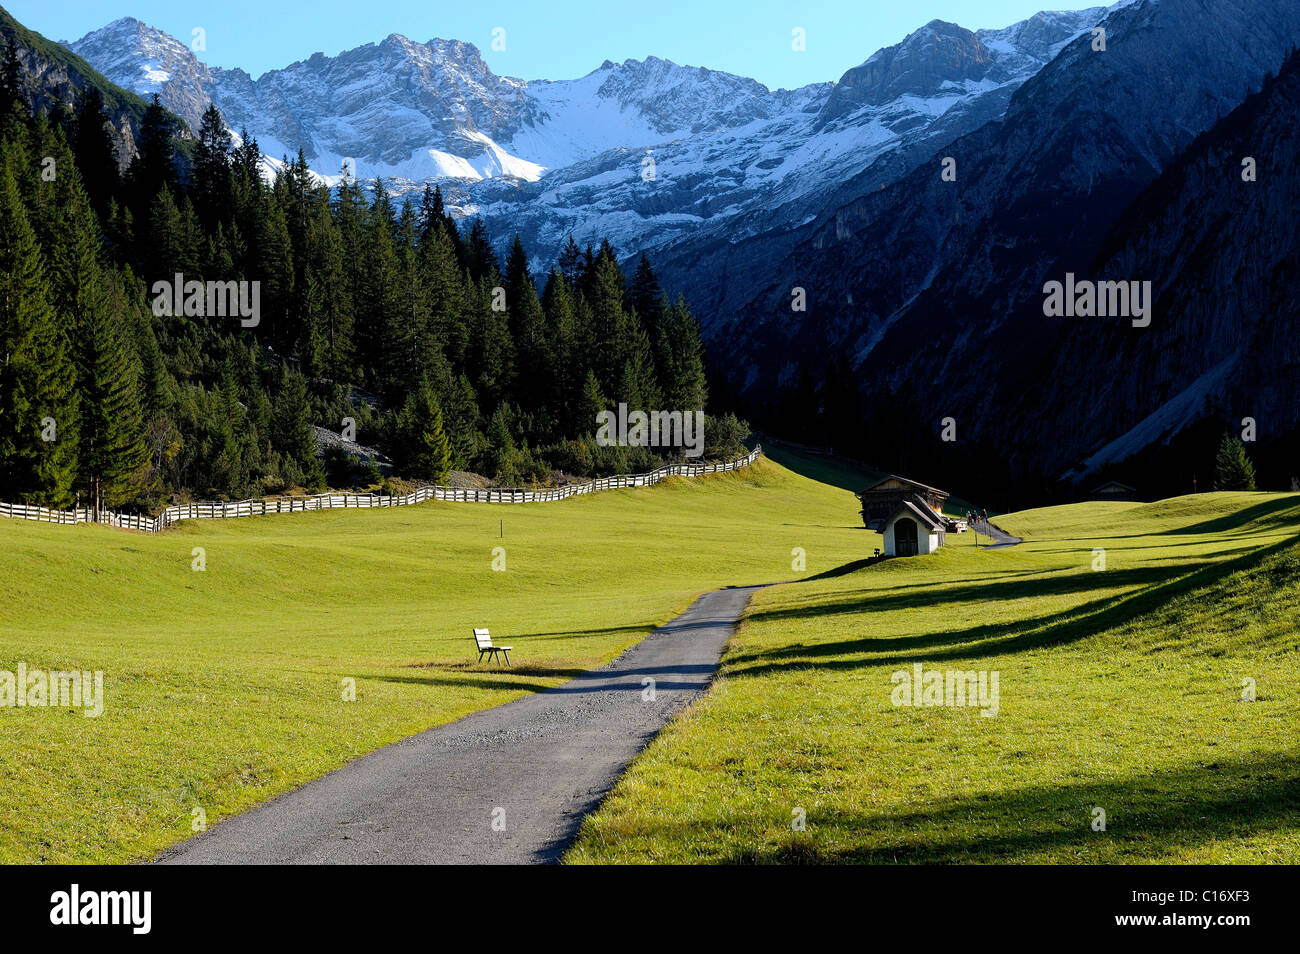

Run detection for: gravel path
[[156, 585, 763, 865]]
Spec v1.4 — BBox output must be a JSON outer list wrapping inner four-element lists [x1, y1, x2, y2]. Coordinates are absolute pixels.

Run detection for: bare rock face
[[584, 55, 783, 134], [63, 16, 212, 134], [1, 11, 153, 168], [67, 20, 542, 179], [708, 0, 1300, 492], [1033, 47, 1300, 483], [208, 35, 540, 168], [816, 20, 1004, 122]]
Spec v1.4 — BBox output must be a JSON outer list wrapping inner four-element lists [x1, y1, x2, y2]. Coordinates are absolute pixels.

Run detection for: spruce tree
[[662, 295, 707, 413], [504, 236, 532, 314], [443, 374, 479, 470], [397, 383, 452, 482], [1213, 433, 1257, 491], [558, 235, 584, 288], [484, 402, 517, 482], [56, 175, 147, 511], [584, 248, 631, 397], [208, 369, 252, 496], [469, 277, 515, 409], [129, 284, 171, 419], [144, 188, 185, 284], [578, 370, 608, 439], [70, 86, 119, 218], [272, 367, 323, 490], [541, 268, 577, 428], [465, 218, 498, 280], [417, 184, 439, 243], [627, 254, 666, 340], [192, 103, 232, 231], [360, 192, 410, 402], [0, 164, 78, 505], [232, 129, 262, 188], [129, 94, 177, 213], [503, 237, 552, 420], [418, 213, 464, 373], [303, 195, 353, 381], [393, 200, 446, 397], [621, 319, 660, 413], [259, 201, 296, 351]]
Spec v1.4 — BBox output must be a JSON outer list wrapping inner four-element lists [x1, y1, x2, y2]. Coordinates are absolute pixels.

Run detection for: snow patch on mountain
[[68, 4, 1114, 266]]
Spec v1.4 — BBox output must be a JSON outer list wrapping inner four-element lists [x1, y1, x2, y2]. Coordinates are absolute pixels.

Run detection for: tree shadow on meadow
[[1159, 496, 1300, 537], [1045, 497, 1300, 545], [376, 671, 569, 693], [725, 536, 1299, 678], [722, 748, 1300, 864], [380, 659, 722, 695]]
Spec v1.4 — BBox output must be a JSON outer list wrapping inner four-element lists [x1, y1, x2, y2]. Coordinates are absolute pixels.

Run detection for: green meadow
[[0, 460, 862, 863], [568, 491, 1300, 863], [3, 457, 1298, 865], [759, 442, 882, 494]]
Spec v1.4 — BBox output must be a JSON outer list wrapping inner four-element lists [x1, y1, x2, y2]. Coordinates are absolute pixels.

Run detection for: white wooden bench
[[472, 628, 513, 667]]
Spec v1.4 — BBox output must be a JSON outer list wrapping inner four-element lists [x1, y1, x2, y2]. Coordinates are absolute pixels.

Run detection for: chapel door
[[895, 517, 919, 556]]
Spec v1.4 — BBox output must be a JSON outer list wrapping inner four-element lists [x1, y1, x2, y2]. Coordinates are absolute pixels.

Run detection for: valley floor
[[2, 461, 1296, 864], [0, 460, 862, 864], [568, 492, 1300, 863]]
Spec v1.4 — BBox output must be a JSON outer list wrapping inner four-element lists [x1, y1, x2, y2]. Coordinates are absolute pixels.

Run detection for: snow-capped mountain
[[66, 20, 542, 182], [67, 18, 816, 185], [67, 7, 1106, 267], [469, 9, 1105, 287], [63, 16, 212, 125]]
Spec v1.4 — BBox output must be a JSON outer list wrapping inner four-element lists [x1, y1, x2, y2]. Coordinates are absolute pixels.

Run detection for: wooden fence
[[0, 446, 763, 534]]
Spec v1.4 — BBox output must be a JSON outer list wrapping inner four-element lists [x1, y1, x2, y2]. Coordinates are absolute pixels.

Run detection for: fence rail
[[0, 446, 763, 534]]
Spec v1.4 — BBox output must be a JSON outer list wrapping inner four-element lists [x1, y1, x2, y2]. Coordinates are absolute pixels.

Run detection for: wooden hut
[[856, 475, 963, 557], [1091, 480, 1137, 502]]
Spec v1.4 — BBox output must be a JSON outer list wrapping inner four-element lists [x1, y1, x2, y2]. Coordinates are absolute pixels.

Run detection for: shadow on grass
[[749, 562, 1186, 627], [469, 625, 649, 642], [721, 748, 1300, 863], [1159, 497, 1300, 537], [500, 614, 748, 642], [822, 567, 1048, 591], [726, 536, 1299, 677], [378, 671, 571, 693], [1033, 545, 1262, 565], [406, 660, 589, 677], [1044, 499, 1300, 546], [379, 661, 721, 696]]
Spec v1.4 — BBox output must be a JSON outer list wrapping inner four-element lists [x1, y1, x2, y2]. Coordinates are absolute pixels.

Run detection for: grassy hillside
[[568, 492, 1300, 864], [760, 442, 883, 494], [0, 459, 865, 863]]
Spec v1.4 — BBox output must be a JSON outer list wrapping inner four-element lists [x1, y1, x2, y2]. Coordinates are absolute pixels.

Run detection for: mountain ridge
[[714, 0, 1300, 499], [66, 5, 1106, 266]]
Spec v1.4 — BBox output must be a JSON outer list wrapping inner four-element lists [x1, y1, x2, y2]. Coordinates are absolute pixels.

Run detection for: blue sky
[[15, 1, 1095, 88]]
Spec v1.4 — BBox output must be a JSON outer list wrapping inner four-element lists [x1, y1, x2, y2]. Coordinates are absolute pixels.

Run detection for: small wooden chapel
[[856, 475, 966, 557]]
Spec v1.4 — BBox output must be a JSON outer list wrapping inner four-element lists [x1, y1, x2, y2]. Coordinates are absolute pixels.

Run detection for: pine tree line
[[0, 71, 746, 511]]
